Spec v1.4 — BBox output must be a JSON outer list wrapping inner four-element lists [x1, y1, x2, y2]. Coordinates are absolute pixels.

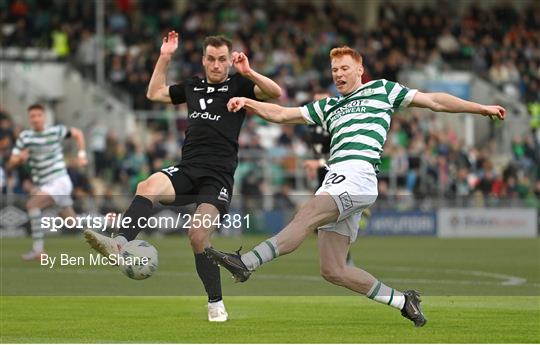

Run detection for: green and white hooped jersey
[[12, 125, 70, 186], [300, 79, 417, 166]]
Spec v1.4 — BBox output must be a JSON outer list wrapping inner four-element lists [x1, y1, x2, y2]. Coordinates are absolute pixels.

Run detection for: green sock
[[241, 237, 279, 270]]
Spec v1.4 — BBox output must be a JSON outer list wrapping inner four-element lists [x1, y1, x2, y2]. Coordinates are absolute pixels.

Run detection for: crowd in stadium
[[1, 0, 539, 209], [2, 106, 538, 210], [3, 1, 539, 105]]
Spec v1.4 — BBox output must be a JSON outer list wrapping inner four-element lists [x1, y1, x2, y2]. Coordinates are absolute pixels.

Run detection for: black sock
[[118, 195, 154, 241], [194, 252, 222, 303]]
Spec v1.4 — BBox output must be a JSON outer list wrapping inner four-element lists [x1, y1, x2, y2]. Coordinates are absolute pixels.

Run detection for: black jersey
[[306, 124, 331, 158], [306, 124, 331, 186], [169, 73, 258, 174]]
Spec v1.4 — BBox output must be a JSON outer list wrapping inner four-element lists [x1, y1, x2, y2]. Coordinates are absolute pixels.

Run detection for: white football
[[118, 240, 158, 280]]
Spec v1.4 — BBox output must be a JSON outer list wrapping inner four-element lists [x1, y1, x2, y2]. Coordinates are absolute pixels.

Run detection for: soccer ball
[[118, 240, 158, 280]]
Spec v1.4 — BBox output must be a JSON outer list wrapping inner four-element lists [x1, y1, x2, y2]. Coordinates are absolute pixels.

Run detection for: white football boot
[[21, 249, 46, 261], [83, 229, 123, 257], [208, 301, 228, 322]]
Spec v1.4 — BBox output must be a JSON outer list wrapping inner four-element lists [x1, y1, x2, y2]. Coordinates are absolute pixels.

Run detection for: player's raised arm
[[232, 52, 282, 101], [69, 127, 88, 167], [228, 97, 306, 124], [409, 91, 506, 120], [146, 31, 179, 103]]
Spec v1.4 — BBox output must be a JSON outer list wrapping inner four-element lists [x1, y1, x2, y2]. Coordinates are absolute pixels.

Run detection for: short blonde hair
[[329, 46, 363, 64]]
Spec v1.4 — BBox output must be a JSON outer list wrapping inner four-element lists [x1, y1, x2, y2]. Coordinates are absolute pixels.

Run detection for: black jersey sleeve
[[169, 83, 186, 104], [236, 74, 261, 100]]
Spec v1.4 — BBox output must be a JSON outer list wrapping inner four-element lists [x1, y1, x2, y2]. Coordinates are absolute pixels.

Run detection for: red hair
[[329, 46, 363, 64]]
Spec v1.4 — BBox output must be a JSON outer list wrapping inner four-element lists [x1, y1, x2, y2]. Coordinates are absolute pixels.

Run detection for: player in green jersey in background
[[7, 104, 87, 260]]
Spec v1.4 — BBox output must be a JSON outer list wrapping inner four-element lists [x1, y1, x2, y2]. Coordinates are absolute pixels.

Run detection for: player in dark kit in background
[[84, 31, 281, 322], [303, 92, 333, 186]]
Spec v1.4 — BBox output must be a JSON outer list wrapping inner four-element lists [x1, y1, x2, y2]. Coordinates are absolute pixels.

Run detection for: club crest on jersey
[[218, 187, 229, 202], [217, 85, 228, 92], [358, 88, 375, 97]]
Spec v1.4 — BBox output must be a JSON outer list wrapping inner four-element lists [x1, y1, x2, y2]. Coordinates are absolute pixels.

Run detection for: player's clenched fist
[[481, 105, 506, 120], [161, 31, 179, 56], [227, 97, 247, 112], [232, 52, 251, 75]]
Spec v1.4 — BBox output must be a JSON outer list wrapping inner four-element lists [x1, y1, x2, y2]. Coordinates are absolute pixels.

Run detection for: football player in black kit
[[84, 31, 281, 322]]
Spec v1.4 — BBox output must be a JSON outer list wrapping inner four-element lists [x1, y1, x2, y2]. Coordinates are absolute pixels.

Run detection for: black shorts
[[159, 164, 233, 216]]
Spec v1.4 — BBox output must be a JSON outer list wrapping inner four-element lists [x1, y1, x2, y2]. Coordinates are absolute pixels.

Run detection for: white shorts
[[315, 159, 378, 243], [39, 174, 74, 208]]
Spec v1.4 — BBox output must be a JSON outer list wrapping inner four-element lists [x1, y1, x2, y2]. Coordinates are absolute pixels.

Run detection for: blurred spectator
[[240, 164, 264, 215], [51, 23, 70, 59], [273, 182, 296, 210], [2, 0, 538, 106], [88, 121, 108, 176], [437, 27, 460, 62], [76, 29, 97, 79]]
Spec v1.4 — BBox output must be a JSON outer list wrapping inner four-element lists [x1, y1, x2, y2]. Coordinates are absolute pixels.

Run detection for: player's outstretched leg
[[188, 203, 227, 322], [206, 193, 339, 282], [318, 230, 427, 327], [84, 172, 174, 256]]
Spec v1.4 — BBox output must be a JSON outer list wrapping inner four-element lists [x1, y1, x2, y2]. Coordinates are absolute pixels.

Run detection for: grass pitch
[[1, 235, 539, 343]]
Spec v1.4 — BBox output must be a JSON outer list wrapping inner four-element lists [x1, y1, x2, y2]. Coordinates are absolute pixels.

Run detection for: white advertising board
[[438, 208, 537, 238]]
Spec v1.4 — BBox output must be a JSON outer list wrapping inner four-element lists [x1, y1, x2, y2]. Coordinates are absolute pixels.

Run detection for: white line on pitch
[[2, 267, 538, 288]]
